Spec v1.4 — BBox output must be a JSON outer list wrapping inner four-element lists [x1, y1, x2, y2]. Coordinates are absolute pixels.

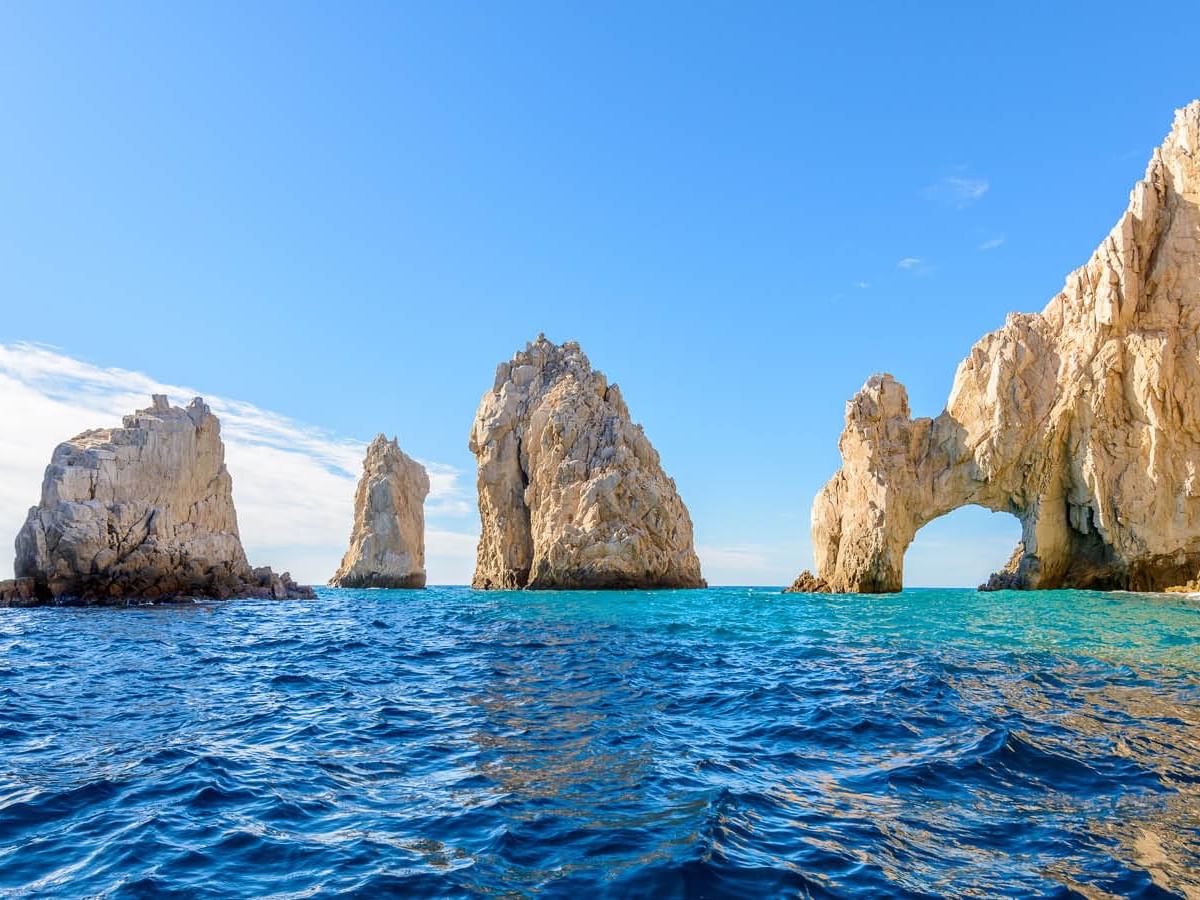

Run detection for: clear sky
[[1, 2, 1198, 586]]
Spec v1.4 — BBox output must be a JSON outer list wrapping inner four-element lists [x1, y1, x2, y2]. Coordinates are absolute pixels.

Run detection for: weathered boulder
[[0, 578, 37, 607], [469, 335, 705, 590], [330, 434, 429, 588], [8, 394, 315, 605], [781, 570, 830, 594], [802, 100, 1200, 593]]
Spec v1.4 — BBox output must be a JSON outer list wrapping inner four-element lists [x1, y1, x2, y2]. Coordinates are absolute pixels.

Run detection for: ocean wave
[[0, 586, 1198, 896]]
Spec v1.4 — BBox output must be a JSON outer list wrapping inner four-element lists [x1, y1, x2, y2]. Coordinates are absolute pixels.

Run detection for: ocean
[[1, 587, 1198, 897]]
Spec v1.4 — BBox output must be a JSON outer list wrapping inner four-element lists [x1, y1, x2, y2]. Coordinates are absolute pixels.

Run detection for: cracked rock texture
[[469, 335, 705, 590], [7, 395, 314, 605], [330, 434, 429, 588], [802, 100, 1200, 593]]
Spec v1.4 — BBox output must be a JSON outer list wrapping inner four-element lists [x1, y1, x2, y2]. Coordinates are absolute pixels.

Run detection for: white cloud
[[926, 172, 989, 209], [857, 281, 870, 289], [0, 343, 478, 585], [979, 235, 1005, 251], [897, 257, 923, 269]]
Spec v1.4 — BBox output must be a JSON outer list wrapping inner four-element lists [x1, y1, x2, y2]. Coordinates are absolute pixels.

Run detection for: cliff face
[[330, 434, 429, 589], [802, 100, 1200, 593], [6, 395, 313, 605], [469, 335, 705, 590]]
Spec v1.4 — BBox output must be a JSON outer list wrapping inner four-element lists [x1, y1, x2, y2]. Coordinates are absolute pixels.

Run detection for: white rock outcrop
[[795, 100, 1200, 593], [6, 395, 313, 605], [330, 434, 429, 589], [469, 335, 705, 590]]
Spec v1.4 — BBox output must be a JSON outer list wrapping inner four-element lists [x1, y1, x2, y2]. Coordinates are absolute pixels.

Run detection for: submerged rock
[[8, 394, 315, 605], [469, 334, 705, 590], [801, 100, 1200, 593], [330, 434, 429, 589]]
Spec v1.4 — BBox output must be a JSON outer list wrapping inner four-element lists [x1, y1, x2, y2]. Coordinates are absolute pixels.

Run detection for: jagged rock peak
[[469, 334, 705, 590], [800, 99, 1200, 594], [4, 395, 314, 606], [329, 433, 429, 589]]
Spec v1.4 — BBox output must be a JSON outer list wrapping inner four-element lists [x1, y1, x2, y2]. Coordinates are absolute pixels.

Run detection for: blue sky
[[1, 3, 1198, 585]]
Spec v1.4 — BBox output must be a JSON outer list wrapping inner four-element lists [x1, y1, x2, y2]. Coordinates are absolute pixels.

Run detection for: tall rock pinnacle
[[469, 335, 705, 590], [330, 434, 429, 589]]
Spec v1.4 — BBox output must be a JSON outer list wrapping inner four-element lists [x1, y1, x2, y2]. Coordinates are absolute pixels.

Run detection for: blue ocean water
[[1, 587, 1198, 898]]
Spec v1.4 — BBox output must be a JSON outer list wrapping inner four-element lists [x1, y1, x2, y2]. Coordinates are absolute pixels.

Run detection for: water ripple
[[0, 587, 1198, 896]]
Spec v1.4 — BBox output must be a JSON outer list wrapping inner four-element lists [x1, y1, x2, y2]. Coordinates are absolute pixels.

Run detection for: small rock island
[[330, 434, 429, 588], [790, 100, 1200, 594], [470, 335, 705, 590], [0, 395, 313, 606]]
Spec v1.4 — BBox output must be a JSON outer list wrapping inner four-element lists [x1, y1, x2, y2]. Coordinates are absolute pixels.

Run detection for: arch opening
[[904, 505, 1023, 589]]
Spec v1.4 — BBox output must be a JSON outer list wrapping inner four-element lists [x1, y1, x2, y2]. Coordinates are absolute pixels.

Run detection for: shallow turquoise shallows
[[1, 587, 1198, 897]]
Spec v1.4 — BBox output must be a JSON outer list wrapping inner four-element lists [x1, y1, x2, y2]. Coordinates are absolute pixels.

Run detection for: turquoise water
[[1, 587, 1198, 897]]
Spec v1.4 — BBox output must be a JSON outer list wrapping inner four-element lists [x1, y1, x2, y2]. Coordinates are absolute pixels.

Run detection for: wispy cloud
[[0, 343, 478, 584], [694, 533, 812, 587], [925, 172, 989, 209], [856, 281, 870, 289], [978, 235, 1005, 251], [897, 256, 935, 276]]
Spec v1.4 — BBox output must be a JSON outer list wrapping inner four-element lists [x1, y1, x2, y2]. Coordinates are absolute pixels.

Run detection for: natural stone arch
[[789, 100, 1200, 594]]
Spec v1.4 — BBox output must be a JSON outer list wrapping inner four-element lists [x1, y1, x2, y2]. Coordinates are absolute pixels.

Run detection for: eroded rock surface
[[803, 100, 1200, 593], [330, 434, 429, 588], [782, 570, 830, 594], [469, 335, 705, 590], [8, 394, 314, 605]]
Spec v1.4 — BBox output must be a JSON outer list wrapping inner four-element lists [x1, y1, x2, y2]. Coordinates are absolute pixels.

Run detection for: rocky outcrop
[[7, 394, 314, 606], [469, 335, 705, 590], [781, 571, 830, 594], [803, 100, 1200, 593], [1164, 578, 1200, 594], [330, 434, 429, 589]]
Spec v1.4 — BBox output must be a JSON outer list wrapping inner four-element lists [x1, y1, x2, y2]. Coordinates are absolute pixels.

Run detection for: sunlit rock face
[[801, 100, 1200, 593], [8, 395, 314, 605], [469, 335, 705, 590], [330, 434, 429, 589]]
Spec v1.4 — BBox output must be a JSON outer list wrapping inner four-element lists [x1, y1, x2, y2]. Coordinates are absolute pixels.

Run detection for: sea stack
[[2, 395, 314, 606], [469, 334, 705, 590], [793, 100, 1200, 594], [330, 434, 429, 588]]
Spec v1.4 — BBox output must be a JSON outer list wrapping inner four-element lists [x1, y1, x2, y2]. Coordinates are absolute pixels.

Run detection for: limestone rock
[[1164, 577, 1200, 594], [330, 434, 429, 588], [782, 570, 830, 593], [803, 100, 1200, 593], [0, 578, 36, 607], [469, 335, 705, 590], [9, 394, 315, 605]]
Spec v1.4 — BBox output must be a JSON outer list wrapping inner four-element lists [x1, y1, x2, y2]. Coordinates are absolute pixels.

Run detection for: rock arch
[[791, 100, 1200, 594]]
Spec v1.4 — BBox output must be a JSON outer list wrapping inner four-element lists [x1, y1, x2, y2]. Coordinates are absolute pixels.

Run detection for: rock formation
[[330, 434, 429, 588], [798, 99, 1200, 593], [5, 394, 314, 606], [782, 571, 830, 594], [469, 335, 705, 590]]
